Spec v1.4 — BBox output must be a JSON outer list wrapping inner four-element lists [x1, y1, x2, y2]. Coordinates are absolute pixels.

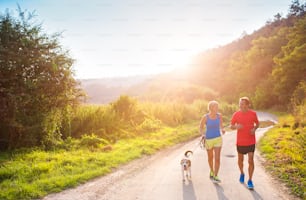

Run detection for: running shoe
[[209, 171, 214, 179], [247, 180, 254, 190], [239, 174, 245, 183], [212, 176, 221, 183]]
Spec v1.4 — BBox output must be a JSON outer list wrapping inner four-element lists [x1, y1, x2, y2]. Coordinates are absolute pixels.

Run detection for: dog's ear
[[184, 150, 193, 157]]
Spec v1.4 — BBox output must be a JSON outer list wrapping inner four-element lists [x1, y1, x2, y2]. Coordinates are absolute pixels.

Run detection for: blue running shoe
[[239, 174, 245, 183], [247, 180, 254, 190]]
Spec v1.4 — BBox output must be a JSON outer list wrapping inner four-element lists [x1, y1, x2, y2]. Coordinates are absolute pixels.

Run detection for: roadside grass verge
[[258, 114, 305, 199], [0, 123, 198, 200]]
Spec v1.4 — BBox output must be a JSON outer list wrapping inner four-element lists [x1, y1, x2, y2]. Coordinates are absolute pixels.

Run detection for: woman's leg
[[213, 146, 221, 176], [207, 148, 214, 174]]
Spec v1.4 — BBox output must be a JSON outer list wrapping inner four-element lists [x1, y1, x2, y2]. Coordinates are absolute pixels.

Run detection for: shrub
[[136, 118, 162, 133], [80, 134, 109, 148]]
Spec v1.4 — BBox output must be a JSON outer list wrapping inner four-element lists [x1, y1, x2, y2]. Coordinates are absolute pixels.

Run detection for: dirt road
[[43, 112, 296, 200]]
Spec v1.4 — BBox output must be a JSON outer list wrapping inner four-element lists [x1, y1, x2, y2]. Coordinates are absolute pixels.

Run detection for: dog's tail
[[184, 150, 193, 157]]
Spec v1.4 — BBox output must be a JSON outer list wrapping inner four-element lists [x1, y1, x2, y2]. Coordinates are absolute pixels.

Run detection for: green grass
[[258, 114, 305, 199], [1, 112, 304, 200], [0, 123, 198, 200]]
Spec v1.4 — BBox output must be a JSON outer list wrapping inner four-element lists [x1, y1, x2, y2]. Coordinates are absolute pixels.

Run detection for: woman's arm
[[199, 115, 207, 137]]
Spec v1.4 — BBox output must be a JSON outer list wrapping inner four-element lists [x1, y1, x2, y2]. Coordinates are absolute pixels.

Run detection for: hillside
[[80, 75, 154, 104], [81, 8, 306, 109], [127, 5, 306, 109]]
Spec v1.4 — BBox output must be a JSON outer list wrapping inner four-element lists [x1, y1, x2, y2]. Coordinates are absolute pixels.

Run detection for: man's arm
[[251, 114, 260, 134]]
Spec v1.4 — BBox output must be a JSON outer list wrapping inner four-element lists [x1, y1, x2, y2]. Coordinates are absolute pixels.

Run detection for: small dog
[[180, 150, 193, 182]]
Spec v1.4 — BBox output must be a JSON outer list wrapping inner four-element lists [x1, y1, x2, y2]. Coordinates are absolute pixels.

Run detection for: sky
[[0, 0, 294, 79]]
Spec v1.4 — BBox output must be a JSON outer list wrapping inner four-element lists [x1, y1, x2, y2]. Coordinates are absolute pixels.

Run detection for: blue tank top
[[205, 114, 221, 139]]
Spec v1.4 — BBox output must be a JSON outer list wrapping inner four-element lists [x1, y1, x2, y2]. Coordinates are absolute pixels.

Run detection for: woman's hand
[[201, 134, 206, 140]]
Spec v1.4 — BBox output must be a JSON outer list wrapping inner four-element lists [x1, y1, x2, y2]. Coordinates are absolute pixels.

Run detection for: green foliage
[[69, 97, 147, 142], [0, 9, 84, 149], [186, 3, 306, 111], [289, 0, 306, 16], [0, 123, 197, 200], [258, 114, 306, 199], [79, 134, 109, 148], [270, 18, 306, 105], [290, 81, 306, 124], [67, 99, 234, 142], [135, 118, 162, 133], [111, 95, 138, 121], [141, 102, 189, 126], [70, 105, 119, 140]]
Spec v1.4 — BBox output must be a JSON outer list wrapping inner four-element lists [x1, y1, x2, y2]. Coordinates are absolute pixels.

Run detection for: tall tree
[[0, 9, 83, 149], [289, 0, 306, 16], [272, 15, 306, 105]]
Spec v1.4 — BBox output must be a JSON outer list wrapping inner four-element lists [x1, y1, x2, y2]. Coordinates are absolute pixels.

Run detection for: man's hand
[[231, 123, 243, 130], [236, 124, 243, 129], [250, 127, 257, 134]]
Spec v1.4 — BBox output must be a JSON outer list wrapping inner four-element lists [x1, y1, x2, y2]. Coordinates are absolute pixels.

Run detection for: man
[[230, 97, 259, 189]]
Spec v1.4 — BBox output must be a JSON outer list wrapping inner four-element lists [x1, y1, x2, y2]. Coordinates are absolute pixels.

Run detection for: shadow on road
[[214, 183, 229, 200], [182, 181, 197, 200], [249, 189, 264, 200]]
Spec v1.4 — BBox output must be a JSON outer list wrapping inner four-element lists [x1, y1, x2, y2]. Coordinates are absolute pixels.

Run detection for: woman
[[199, 100, 225, 183]]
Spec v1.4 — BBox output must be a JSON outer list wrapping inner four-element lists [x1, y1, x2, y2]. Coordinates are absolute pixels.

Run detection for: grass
[[258, 114, 305, 199], [1, 112, 304, 200], [0, 122, 198, 200]]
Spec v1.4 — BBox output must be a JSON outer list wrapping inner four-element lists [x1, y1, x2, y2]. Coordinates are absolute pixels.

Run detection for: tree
[[0, 8, 83, 149], [290, 81, 306, 122], [111, 95, 138, 121], [289, 0, 306, 16], [272, 15, 306, 105]]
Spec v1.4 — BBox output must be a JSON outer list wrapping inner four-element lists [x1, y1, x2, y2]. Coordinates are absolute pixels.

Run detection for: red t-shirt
[[231, 110, 259, 146]]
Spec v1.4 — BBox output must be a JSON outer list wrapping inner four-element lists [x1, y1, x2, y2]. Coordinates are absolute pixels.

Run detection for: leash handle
[[190, 136, 206, 154], [200, 136, 206, 149]]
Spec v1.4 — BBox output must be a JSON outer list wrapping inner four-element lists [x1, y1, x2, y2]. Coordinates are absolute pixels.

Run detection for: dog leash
[[190, 136, 206, 154]]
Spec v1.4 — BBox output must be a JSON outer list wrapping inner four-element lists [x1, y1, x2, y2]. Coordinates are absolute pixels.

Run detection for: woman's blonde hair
[[207, 100, 219, 111]]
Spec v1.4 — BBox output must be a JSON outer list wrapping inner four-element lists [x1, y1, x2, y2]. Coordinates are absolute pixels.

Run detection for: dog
[[180, 150, 193, 182]]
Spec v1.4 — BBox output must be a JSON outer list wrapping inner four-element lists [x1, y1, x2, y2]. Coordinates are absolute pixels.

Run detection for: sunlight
[[73, 41, 203, 79]]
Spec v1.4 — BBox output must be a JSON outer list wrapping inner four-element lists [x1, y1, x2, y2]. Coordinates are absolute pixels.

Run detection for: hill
[[80, 75, 154, 104], [80, 2, 306, 110]]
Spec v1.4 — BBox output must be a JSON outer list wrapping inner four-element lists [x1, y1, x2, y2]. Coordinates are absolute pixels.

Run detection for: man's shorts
[[205, 136, 222, 150], [236, 144, 255, 154]]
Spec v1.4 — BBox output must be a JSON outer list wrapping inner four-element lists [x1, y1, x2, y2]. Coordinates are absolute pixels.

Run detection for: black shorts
[[237, 144, 255, 154]]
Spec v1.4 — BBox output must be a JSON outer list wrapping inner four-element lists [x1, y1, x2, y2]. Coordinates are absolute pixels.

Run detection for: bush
[[290, 81, 306, 124], [136, 118, 162, 133], [80, 134, 109, 148]]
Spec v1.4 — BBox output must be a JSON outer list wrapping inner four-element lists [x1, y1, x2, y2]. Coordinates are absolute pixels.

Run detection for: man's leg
[[238, 152, 244, 174], [248, 152, 254, 180]]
